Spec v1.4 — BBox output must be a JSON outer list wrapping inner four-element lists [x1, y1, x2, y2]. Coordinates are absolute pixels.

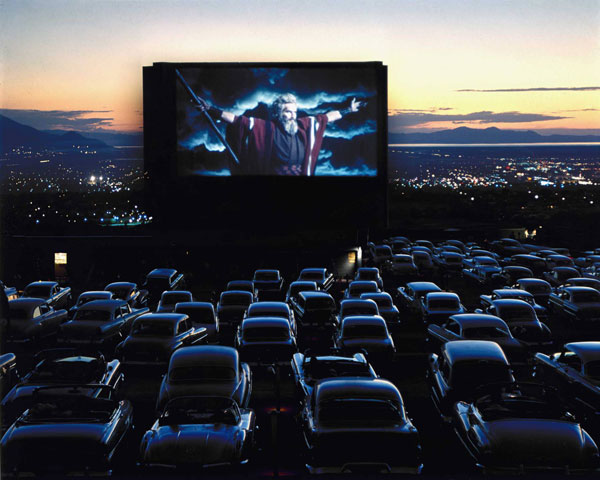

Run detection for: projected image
[[176, 65, 379, 176]]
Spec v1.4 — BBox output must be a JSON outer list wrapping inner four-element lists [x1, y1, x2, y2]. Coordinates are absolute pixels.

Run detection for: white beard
[[280, 118, 298, 135]]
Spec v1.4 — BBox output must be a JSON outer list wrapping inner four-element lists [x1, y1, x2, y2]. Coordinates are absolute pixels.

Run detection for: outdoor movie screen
[[175, 64, 381, 177]]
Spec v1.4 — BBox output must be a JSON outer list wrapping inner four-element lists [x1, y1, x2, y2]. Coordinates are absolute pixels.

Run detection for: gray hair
[[271, 93, 297, 119]]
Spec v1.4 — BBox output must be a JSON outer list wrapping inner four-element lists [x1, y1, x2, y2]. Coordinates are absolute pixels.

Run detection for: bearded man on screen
[[198, 93, 363, 175]]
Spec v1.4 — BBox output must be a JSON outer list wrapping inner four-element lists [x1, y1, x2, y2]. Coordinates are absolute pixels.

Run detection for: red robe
[[226, 114, 329, 175]]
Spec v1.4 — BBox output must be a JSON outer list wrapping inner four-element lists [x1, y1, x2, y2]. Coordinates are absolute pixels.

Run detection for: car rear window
[[162, 293, 191, 305], [23, 286, 51, 298], [343, 324, 386, 339], [74, 310, 112, 321], [255, 272, 278, 281], [243, 326, 289, 341], [221, 294, 251, 306], [318, 399, 403, 426], [463, 326, 510, 339], [132, 320, 174, 336], [300, 272, 323, 281], [170, 366, 236, 382], [572, 291, 600, 303], [428, 299, 459, 310]]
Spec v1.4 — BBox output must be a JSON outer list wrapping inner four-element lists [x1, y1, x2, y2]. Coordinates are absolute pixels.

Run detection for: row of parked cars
[[2, 235, 600, 475]]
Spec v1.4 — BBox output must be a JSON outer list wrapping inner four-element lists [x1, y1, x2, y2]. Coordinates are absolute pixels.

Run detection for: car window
[[559, 352, 582, 371], [446, 321, 460, 335]]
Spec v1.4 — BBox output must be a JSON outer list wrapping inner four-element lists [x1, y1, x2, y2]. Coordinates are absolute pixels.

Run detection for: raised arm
[[326, 97, 364, 123], [195, 98, 236, 124]]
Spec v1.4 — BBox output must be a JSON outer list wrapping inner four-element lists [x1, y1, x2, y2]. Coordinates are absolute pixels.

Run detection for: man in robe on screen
[[197, 93, 363, 175]]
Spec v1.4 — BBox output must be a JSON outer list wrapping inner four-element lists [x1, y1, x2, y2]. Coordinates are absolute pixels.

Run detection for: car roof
[[9, 298, 47, 308], [170, 345, 238, 367], [289, 280, 318, 288], [241, 317, 290, 329], [105, 282, 136, 289], [561, 286, 600, 294], [349, 280, 378, 288], [79, 290, 112, 298], [406, 282, 441, 291], [300, 291, 333, 300], [448, 313, 508, 329], [25, 281, 57, 288], [255, 269, 279, 274], [340, 298, 378, 308], [341, 315, 386, 327], [77, 299, 127, 311], [175, 301, 214, 311], [494, 289, 532, 297], [357, 267, 379, 273], [426, 292, 459, 300], [161, 290, 192, 297], [248, 301, 289, 311], [315, 378, 402, 406], [566, 342, 600, 364], [491, 298, 533, 308], [147, 268, 177, 279], [444, 340, 509, 365], [300, 268, 326, 274], [360, 292, 393, 300], [517, 277, 550, 285], [135, 312, 188, 324]]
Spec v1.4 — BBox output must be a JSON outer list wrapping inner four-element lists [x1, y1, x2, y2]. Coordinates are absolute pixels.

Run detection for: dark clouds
[[0, 108, 114, 131], [389, 110, 571, 132], [458, 86, 600, 92]]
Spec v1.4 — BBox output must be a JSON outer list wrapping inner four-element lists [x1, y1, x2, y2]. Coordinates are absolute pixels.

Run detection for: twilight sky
[[1, 0, 599, 135]]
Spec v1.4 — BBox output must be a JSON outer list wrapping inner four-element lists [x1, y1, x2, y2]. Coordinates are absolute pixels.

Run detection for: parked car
[[397, 281, 442, 312], [360, 292, 400, 327], [235, 317, 297, 365], [156, 345, 252, 412], [354, 267, 384, 289], [427, 340, 515, 419], [5, 298, 67, 346], [243, 301, 297, 335], [491, 265, 534, 286], [1, 385, 133, 476], [490, 238, 527, 257], [453, 383, 600, 474], [0, 353, 18, 401], [334, 315, 395, 364], [104, 281, 148, 308], [426, 314, 527, 364], [59, 299, 149, 351], [462, 256, 502, 284], [343, 280, 380, 299], [2, 282, 18, 301], [479, 299, 553, 352], [139, 396, 255, 470], [21, 280, 72, 309], [226, 280, 257, 301], [412, 251, 435, 276], [419, 292, 466, 325], [534, 342, 600, 426], [144, 268, 185, 307], [252, 269, 284, 300], [216, 290, 254, 330], [560, 277, 600, 292], [299, 378, 422, 474], [544, 254, 575, 270], [1, 349, 123, 429], [543, 266, 581, 287], [547, 286, 600, 337], [156, 290, 194, 313], [433, 251, 464, 274], [506, 254, 547, 276], [174, 302, 219, 343], [69, 291, 114, 318], [285, 280, 318, 309], [115, 313, 208, 373], [480, 288, 547, 321], [291, 351, 377, 398], [296, 268, 334, 291], [510, 277, 552, 305], [293, 291, 337, 346], [384, 254, 418, 277], [336, 298, 379, 326], [371, 244, 393, 267]]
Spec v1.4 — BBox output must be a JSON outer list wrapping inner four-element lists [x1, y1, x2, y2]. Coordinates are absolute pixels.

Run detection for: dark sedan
[[5, 298, 67, 346]]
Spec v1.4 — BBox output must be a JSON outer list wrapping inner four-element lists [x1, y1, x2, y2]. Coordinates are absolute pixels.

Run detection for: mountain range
[[0, 114, 113, 152], [389, 126, 600, 144]]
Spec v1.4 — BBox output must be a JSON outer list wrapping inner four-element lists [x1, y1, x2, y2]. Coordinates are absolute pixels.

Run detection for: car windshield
[[162, 294, 190, 306], [243, 327, 289, 341], [169, 366, 236, 382], [23, 286, 51, 298], [305, 360, 371, 383], [300, 272, 323, 281], [477, 258, 499, 266], [371, 298, 392, 309], [572, 291, 600, 303], [306, 298, 335, 311], [162, 398, 238, 425], [478, 397, 567, 421], [77, 295, 106, 306], [343, 324, 386, 339], [428, 299, 459, 310], [176, 307, 214, 324], [74, 309, 112, 321], [29, 359, 100, 383], [350, 285, 377, 296], [318, 399, 403, 427], [523, 283, 550, 294], [498, 306, 535, 323], [255, 272, 278, 281], [394, 257, 411, 264], [146, 278, 168, 290], [358, 271, 378, 280], [106, 287, 131, 299], [132, 320, 174, 336], [25, 395, 115, 423], [221, 294, 251, 306], [7, 307, 31, 320], [463, 326, 510, 339], [585, 361, 600, 381], [248, 309, 286, 318], [375, 248, 390, 256], [343, 306, 377, 317], [452, 362, 511, 387]]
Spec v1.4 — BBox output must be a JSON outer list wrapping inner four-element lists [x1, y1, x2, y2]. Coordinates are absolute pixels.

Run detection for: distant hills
[[0, 114, 113, 152], [389, 126, 600, 144]]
